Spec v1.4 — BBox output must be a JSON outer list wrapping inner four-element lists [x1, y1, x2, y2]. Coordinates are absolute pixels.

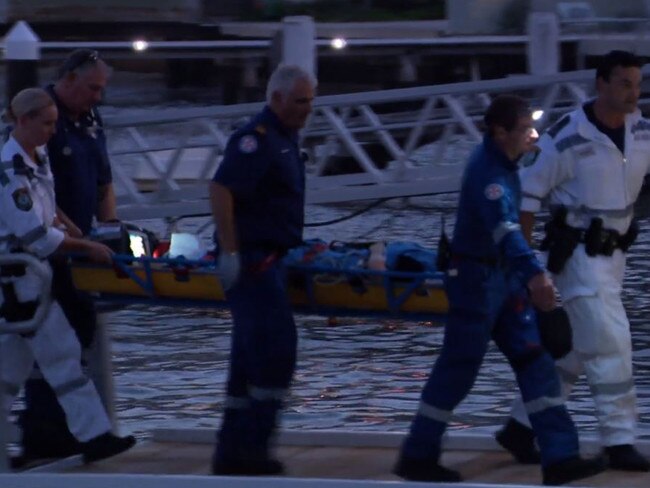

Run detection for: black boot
[[605, 444, 650, 471], [9, 455, 29, 471], [393, 455, 461, 482], [212, 456, 285, 476], [495, 418, 541, 464], [82, 432, 136, 463], [542, 455, 606, 486], [20, 381, 82, 461]]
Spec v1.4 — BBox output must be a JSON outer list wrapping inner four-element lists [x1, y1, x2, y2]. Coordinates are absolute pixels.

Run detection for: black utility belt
[[0, 249, 46, 278], [541, 209, 637, 274], [0, 262, 26, 277], [0, 250, 29, 277], [574, 220, 638, 257]]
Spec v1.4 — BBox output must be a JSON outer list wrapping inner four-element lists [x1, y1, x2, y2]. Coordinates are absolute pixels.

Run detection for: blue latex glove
[[218, 251, 241, 291]]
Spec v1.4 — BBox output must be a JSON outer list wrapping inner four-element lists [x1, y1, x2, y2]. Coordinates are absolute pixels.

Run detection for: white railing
[[106, 65, 650, 219], [105, 66, 650, 221]]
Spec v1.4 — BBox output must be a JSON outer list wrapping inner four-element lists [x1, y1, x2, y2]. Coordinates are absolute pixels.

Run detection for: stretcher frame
[[69, 254, 449, 320]]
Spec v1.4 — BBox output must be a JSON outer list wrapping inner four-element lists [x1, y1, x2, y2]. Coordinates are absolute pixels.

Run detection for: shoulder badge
[[238, 134, 258, 154], [484, 183, 505, 201], [12, 187, 33, 211], [546, 114, 570, 139]]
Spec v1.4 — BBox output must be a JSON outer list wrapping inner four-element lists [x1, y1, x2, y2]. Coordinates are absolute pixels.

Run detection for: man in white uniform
[[497, 50, 650, 471]]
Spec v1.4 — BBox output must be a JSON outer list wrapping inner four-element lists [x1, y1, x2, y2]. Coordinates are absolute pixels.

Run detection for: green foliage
[[242, 0, 445, 22]]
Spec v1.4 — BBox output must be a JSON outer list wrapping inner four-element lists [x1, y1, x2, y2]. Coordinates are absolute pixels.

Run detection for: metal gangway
[[106, 66, 650, 222]]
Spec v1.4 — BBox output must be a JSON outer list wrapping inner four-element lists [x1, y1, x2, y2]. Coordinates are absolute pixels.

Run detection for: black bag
[[537, 306, 573, 359]]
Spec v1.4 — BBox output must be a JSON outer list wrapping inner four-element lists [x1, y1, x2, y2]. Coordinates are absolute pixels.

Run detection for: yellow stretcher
[[70, 254, 449, 319]]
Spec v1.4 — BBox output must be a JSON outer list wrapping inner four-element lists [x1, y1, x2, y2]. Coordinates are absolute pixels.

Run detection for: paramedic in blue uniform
[[0, 87, 134, 466], [394, 95, 604, 486], [499, 50, 650, 472], [209, 64, 316, 476], [20, 49, 118, 460]]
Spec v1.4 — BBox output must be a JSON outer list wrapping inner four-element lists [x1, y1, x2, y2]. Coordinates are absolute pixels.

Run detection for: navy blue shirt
[[212, 106, 305, 252], [46, 84, 113, 235], [452, 136, 543, 284]]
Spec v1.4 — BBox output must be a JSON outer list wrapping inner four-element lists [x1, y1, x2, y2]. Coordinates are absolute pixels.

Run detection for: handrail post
[[0, 377, 9, 472], [87, 311, 117, 428], [527, 9, 560, 76], [4, 20, 40, 106]]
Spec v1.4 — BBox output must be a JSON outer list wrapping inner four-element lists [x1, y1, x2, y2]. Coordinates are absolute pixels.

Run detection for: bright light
[[129, 234, 146, 258], [532, 109, 544, 121], [132, 39, 149, 52], [330, 37, 347, 50]]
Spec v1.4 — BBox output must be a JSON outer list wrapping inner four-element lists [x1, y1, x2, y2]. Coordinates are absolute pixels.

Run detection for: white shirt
[[0, 136, 64, 302], [520, 106, 650, 234]]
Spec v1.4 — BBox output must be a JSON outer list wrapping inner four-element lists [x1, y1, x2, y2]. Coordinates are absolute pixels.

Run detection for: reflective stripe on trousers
[[0, 301, 110, 441]]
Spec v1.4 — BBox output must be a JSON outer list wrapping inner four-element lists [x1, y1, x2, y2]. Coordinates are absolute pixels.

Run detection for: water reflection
[[109, 199, 650, 440]]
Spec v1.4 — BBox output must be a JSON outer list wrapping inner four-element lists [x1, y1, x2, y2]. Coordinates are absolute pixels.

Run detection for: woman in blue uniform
[[394, 95, 604, 486]]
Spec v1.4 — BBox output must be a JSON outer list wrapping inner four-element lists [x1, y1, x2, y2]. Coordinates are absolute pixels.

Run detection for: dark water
[[107, 196, 650, 441]]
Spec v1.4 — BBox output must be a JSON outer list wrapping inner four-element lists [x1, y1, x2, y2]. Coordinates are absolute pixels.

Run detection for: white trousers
[[0, 301, 111, 442], [511, 290, 636, 446]]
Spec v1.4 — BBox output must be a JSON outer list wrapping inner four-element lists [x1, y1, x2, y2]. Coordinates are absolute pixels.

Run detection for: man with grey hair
[[209, 64, 315, 475]]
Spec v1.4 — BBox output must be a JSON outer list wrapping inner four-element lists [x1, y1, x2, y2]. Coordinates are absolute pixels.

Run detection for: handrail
[[95, 65, 650, 220], [103, 68, 607, 127]]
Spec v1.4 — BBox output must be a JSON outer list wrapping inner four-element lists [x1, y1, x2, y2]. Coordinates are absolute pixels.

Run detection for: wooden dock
[[65, 441, 650, 487], [4, 430, 650, 488]]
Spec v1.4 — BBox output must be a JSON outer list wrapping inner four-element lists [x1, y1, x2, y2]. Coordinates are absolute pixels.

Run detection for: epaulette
[[555, 133, 589, 153], [545, 114, 571, 139], [12, 154, 26, 170], [254, 124, 267, 135], [0, 163, 10, 186], [11, 154, 34, 179]]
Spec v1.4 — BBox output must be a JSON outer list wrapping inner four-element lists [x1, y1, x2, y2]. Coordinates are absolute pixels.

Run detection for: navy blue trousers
[[400, 260, 579, 467], [215, 252, 297, 462]]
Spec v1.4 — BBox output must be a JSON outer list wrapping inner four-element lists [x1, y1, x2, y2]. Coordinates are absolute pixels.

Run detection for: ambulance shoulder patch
[[12, 187, 33, 211], [238, 134, 258, 154], [484, 183, 505, 200]]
